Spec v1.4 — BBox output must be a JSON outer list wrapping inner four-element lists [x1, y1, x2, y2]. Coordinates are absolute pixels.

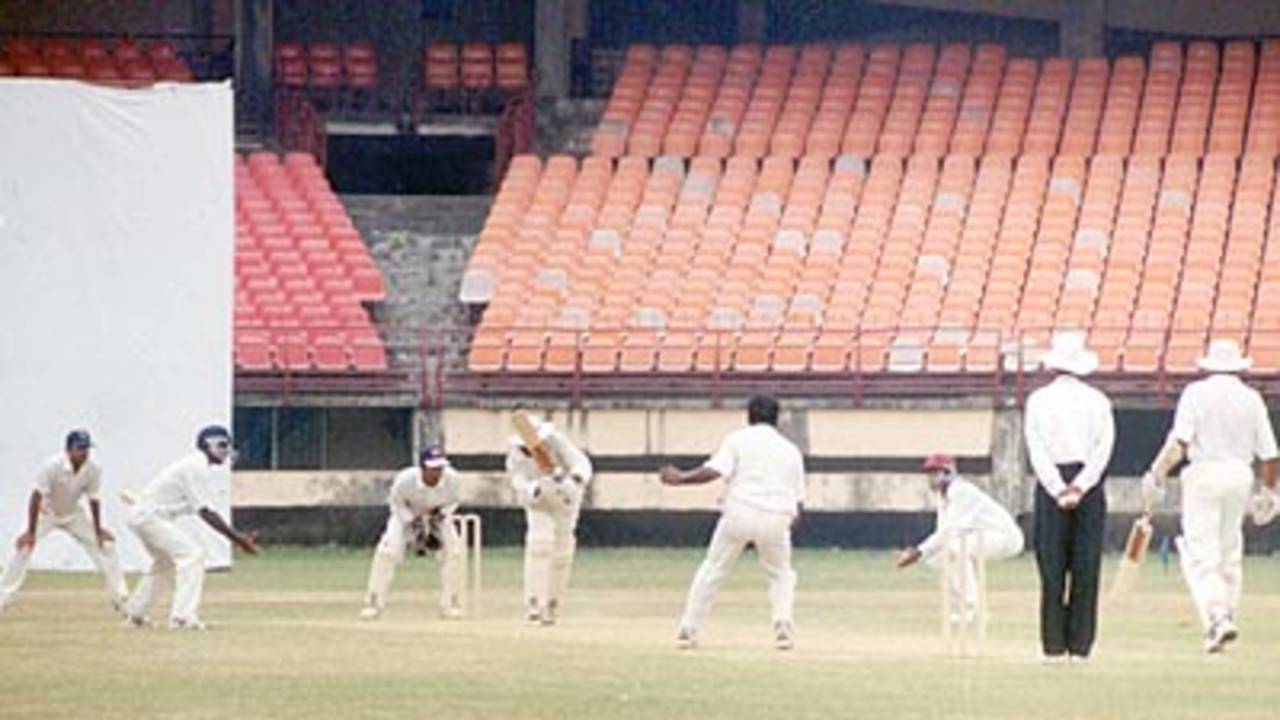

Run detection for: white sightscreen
[[0, 80, 234, 571]]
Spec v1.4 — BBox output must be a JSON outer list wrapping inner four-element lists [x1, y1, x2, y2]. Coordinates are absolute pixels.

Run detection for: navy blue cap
[[196, 425, 232, 449], [419, 447, 448, 468], [65, 429, 92, 449]]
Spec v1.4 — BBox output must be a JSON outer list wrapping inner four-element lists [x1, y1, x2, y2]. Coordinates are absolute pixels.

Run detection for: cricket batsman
[[0, 429, 128, 614], [507, 416, 592, 625], [660, 395, 805, 651], [122, 425, 260, 630], [896, 453, 1024, 620], [1141, 339, 1278, 652], [361, 448, 466, 620]]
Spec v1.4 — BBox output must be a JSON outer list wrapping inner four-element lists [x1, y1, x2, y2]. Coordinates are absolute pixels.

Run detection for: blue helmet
[[196, 425, 232, 450]]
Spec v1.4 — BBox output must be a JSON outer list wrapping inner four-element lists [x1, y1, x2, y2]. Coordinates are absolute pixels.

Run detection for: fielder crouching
[[123, 425, 260, 630], [507, 418, 592, 625], [362, 448, 466, 620], [896, 453, 1024, 620]]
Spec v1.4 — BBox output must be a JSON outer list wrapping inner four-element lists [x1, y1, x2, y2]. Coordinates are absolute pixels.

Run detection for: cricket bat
[[512, 410, 558, 475], [1108, 506, 1154, 604]]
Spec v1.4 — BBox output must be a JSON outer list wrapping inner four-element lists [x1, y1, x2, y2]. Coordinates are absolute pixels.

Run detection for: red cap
[[922, 453, 955, 472]]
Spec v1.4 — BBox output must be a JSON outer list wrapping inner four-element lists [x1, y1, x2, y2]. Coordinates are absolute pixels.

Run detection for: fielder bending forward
[[362, 448, 466, 620], [661, 395, 806, 651], [1141, 339, 1279, 653], [0, 430, 128, 614], [122, 425, 259, 630], [897, 453, 1024, 620], [507, 417, 592, 625]]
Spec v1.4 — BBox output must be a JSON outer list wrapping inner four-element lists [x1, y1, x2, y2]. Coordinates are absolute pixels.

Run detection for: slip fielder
[[0, 429, 128, 614]]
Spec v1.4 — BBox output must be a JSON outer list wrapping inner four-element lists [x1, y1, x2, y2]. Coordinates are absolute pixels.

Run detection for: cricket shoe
[[1040, 653, 1068, 666], [360, 606, 382, 621], [540, 599, 558, 626], [122, 614, 152, 629], [1204, 616, 1239, 653], [440, 605, 464, 621], [675, 627, 698, 651], [525, 599, 541, 624], [773, 621, 795, 651], [169, 617, 208, 631]]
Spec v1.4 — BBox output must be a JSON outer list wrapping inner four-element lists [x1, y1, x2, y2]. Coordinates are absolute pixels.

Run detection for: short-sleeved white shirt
[[388, 465, 462, 523], [704, 424, 806, 516], [34, 453, 102, 521], [1172, 374, 1279, 465], [138, 452, 215, 520]]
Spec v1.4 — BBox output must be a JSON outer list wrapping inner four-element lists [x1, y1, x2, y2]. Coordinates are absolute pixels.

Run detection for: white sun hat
[[1196, 338, 1252, 373], [1041, 330, 1100, 376]]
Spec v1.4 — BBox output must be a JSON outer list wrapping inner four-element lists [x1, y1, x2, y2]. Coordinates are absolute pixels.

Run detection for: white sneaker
[[360, 606, 382, 621], [1068, 654, 1091, 665], [168, 617, 207, 631], [774, 621, 795, 651], [525, 599, 541, 624], [1040, 653, 1068, 666], [440, 605, 464, 621], [1205, 617, 1239, 653], [676, 626, 698, 650]]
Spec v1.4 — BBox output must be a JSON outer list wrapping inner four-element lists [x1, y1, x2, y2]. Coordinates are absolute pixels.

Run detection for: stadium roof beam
[[869, 0, 1280, 38]]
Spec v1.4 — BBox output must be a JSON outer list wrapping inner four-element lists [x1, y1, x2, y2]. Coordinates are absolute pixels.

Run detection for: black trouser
[[1034, 462, 1106, 657]]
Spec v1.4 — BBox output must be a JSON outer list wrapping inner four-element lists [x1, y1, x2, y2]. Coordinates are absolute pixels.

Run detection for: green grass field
[[0, 546, 1277, 719]]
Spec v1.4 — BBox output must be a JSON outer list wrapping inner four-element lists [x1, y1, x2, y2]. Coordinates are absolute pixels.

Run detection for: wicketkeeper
[[362, 448, 466, 620], [1141, 339, 1279, 653], [896, 453, 1023, 621], [507, 418, 592, 625]]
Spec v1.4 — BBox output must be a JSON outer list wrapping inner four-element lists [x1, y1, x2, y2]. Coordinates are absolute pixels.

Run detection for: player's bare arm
[[88, 498, 112, 547], [17, 490, 42, 551], [658, 465, 720, 486], [198, 508, 260, 555]]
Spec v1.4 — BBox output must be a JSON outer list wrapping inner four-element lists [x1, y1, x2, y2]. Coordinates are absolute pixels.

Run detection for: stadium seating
[[272, 40, 380, 110], [421, 41, 529, 112], [235, 152, 387, 372], [468, 39, 1280, 374], [0, 36, 193, 84]]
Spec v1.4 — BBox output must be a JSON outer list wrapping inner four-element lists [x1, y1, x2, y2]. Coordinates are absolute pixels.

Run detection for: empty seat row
[[0, 36, 192, 84]]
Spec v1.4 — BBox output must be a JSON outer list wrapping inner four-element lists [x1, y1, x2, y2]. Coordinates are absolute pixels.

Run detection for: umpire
[[1024, 332, 1115, 663]]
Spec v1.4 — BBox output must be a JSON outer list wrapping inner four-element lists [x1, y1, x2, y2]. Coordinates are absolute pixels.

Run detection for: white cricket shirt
[[917, 477, 1021, 561], [704, 423, 807, 516], [138, 452, 215, 520], [506, 428, 594, 501], [33, 453, 102, 521], [1172, 374, 1279, 465], [388, 465, 462, 523], [1024, 374, 1115, 497]]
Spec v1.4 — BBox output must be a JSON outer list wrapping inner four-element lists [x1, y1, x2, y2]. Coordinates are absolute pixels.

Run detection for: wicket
[[940, 530, 988, 657], [451, 513, 483, 615]]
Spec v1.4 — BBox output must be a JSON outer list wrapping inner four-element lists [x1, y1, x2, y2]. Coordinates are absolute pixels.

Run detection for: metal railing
[[230, 322, 1280, 408]]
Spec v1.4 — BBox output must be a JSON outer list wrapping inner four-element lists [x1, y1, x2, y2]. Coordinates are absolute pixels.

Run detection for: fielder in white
[[0, 430, 128, 614], [122, 425, 260, 630], [896, 453, 1024, 618], [660, 395, 806, 651], [507, 417, 592, 625], [1142, 339, 1279, 653], [361, 447, 466, 620]]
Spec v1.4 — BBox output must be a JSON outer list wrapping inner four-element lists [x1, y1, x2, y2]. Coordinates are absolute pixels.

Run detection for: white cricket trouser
[[522, 483, 582, 608], [365, 513, 463, 611], [925, 528, 1022, 611], [1179, 460, 1253, 630], [125, 511, 206, 623], [0, 510, 128, 608], [679, 501, 796, 632]]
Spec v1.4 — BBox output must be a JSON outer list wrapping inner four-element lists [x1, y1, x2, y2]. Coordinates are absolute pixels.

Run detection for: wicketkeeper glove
[[1250, 488, 1279, 526]]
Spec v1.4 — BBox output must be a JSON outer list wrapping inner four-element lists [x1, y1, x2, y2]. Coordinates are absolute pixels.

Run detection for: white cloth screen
[[0, 79, 235, 571]]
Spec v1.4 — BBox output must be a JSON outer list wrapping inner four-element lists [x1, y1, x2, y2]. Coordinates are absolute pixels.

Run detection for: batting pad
[[0, 79, 235, 572]]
